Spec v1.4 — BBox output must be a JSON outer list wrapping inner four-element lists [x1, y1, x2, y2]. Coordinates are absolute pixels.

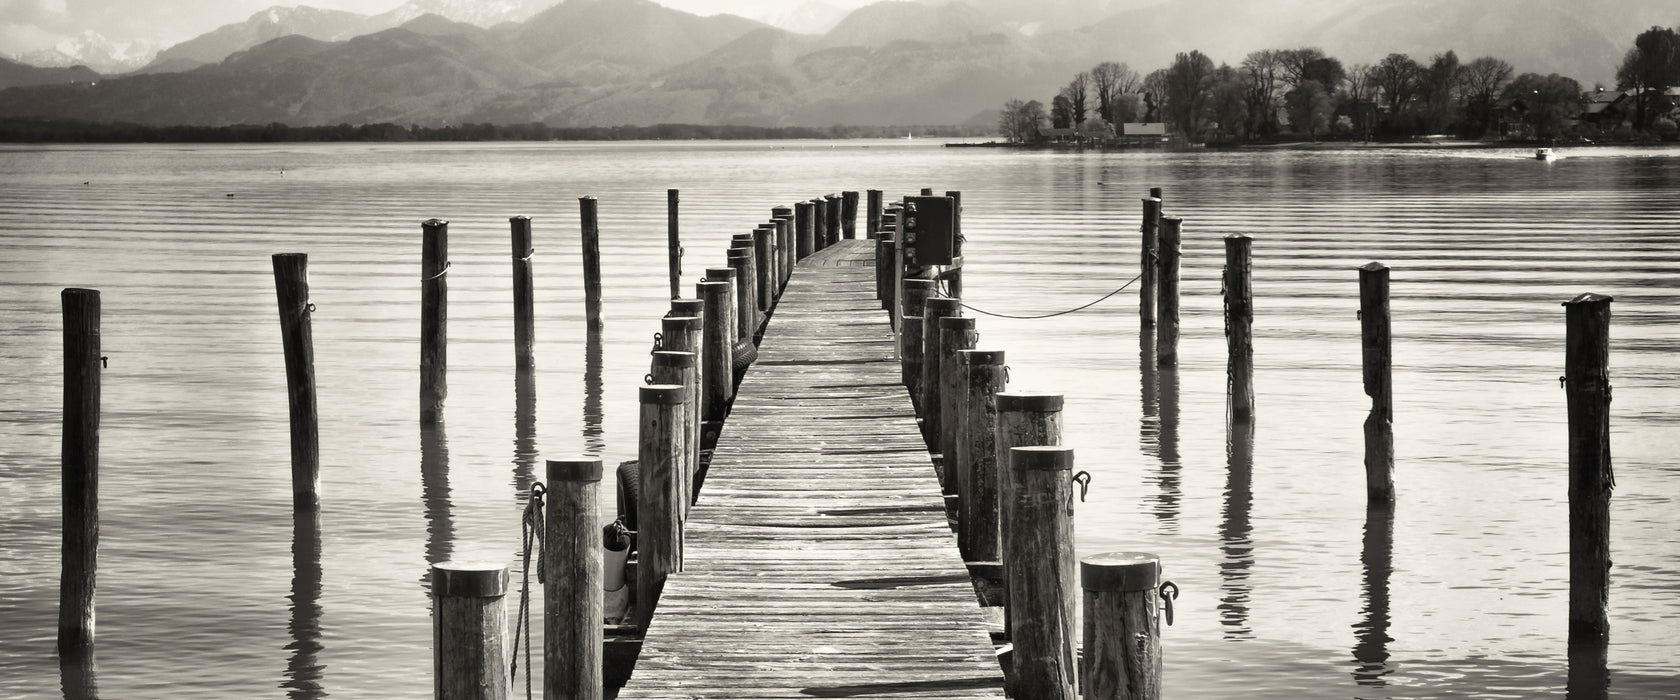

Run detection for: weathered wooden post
[[995, 393, 1063, 637], [772, 206, 794, 287], [937, 316, 978, 495], [637, 384, 686, 629], [272, 255, 319, 508], [667, 189, 682, 300], [1358, 262, 1394, 503], [825, 194, 842, 246], [59, 288, 99, 654], [899, 279, 937, 393], [651, 350, 698, 515], [699, 272, 736, 417], [431, 562, 510, 700], [1140, 196, 1162, 328], [957, 350, 1006, 563], [421, 218, 449, 424], [842, 191, 859, 239], [796, 201, 815, 260], [510, 218, 536, 372], [867, 189, 883, 239], [662, 315, 704, 495], [1156, 216, 1182, 366], [580, 197, 603, 329], [1081, 552, 1166, 700], [920, 297, 963, 447], [1224, 235, 1253, 420], [752, 226, 774, 313], [1006, 446, 1077, 700], [1564, 293, 1613, 644], [544, 459, 603, 700], [944, 190, 964, 299], [726, 247, 756, 341]]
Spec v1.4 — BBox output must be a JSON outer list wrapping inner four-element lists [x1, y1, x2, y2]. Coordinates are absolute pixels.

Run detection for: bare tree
[[1279, 47, 1328, 88], [1370, 53, 1422, 130], [1065, 72, 1090, 125], [1241, 49, 1282, 136], [1460, 56, 1513, 136], [1090, 61, 1140, 126], [1165, 51, 1216, 139]]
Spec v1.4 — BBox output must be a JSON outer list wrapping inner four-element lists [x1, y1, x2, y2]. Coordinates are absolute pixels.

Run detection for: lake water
[[1, 140, 1677, 699]]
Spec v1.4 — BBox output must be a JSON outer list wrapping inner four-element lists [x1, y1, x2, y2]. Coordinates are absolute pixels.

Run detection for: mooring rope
[[948, 272, 1144, 320], [511, 482, 546, 700]]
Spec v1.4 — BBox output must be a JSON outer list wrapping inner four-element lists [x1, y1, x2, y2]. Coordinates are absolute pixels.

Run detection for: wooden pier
[[619, 239, 1006, 699]]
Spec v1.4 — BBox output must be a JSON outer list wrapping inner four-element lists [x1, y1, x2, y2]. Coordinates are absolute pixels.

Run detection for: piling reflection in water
[[420, 420, 454, 579], [1138, 329, 1159, 459], [584, 327, 605, 455], [1566, 640, 1609, 700], [1153, 363, 1182, 529], [1219, 419, 1254, 640], [282, 509, 325, 700], [58, 648, 97, 700], [512, 370, 538, 501], [1353, 504, 1394, 686]]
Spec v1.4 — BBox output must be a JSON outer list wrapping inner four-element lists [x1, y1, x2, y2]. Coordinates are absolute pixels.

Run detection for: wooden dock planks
[[619, 240, 1006, 699]]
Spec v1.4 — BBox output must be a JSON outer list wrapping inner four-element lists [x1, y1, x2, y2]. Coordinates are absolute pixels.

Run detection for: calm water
[[1, 141, 1677, 699]]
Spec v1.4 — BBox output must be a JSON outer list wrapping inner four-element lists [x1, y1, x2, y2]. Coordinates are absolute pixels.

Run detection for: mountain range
[[2, 0, 1674, 128]]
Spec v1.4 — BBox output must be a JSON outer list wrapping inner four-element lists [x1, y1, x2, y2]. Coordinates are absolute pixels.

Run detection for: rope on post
[[511, 483, 546, 700]]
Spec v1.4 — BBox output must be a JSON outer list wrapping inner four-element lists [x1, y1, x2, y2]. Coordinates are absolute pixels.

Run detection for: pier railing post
[[699, 272, 736, 418], [936, 316, 978, 495], [1081, 552, 1165, 700], [867, 189, 883, 239], [920, 297, 963, 447], [544, 459, 604, 700], [59, 287, 100, 654], [1006, 446, 1078, 700], [752, 226, 774, 313], [1564, 293, 1613, 644], [637, 384, 686, 630], [510, 217, 536, 372], [651, 350, 698, 515], [272, 255, 320, 508], [772, 207, 794, 289], [1156, 216, 1183, 366], [813, 198, 829, 252], [580, 197, 603, 329], [727, 245, 756, 340], [432, 562, 510, 700], [667, 189, 682, 300], [957, 349, 1006, 564], [945, 190, 963, 299], [899, 279, 937, 390], [1223, 235, 1253, 420], [995, 393, 1063, 638], [1140, 196, 1161, 328], [842, 191, 859, 239], [1358, 262, 1394, 503], [421, 218, 449, 424], [662, 315, 704, 490], [796, 201, 815, 261]]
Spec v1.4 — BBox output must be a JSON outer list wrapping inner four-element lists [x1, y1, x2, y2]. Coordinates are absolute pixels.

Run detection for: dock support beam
[[421, 219, 448, 424], [580, 198, 603, 329], [1156, 216, 1182, 366], [1006, 446, 1078, 700], [957, 349, 1006, 563], [272, 254, 320, 508], [59, 288, 100, 655], [544, 459, 604, 700], [1082, 552, 1165, 700], [1224, 235, 1253, 420], [1564, 293, 1613, 645], [1359, 262, 1394, 503], [637, 384, 687, 630], [995, 393, 1063, 639], [432, 562, 510, 700], [511, 217, 536, 372]]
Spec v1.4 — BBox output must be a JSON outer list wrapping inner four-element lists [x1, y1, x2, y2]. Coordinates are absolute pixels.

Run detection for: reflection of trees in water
[[283, 509, 325, 700], [1352, 504, 1394, 687], [1219, 419, 1254, 640]]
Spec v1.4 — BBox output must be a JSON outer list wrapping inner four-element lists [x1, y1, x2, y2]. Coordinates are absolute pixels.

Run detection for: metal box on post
[[902, 196, 955, 266]]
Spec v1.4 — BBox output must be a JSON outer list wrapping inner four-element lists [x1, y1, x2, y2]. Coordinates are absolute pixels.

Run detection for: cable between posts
[[945, 272, 1144, 320]]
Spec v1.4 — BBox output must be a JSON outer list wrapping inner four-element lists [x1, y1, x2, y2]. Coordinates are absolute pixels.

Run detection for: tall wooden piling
[[899, 279, 937, 391], [842, 191, 859, 239], [431, 562, 510, 700], [994, 393, 1064, 638], [826, 194, 843, 245], [662, 314, 705, 488], [796, 201, 815, 261], [509, 218, 536, 372], [957, 350, 1006, 563], [272, 255, 319, 508], [772, 207, 794, 287], [945, 190, 964, 299], [1006, 446, 1078, 700], [920, 297, 963, 446], [867, 190, 883, 239], [726, 248, 756, 341], [637, 384, 687, 629], [580, 198, 604, 329], [1223, 235, 1253, 420], [667, 190, 682, 300], [1564, 293, 1613, 644], [544, 459, 604, 700], [752, 226, 774, 312], [700, 273, 736, 414], [937, 316, 978, 497], [1140, 197, 1162, 328], [1156, 216, 1183, 366], [1081, 552, 1164, 700], [651, 351, 698, 515], [812, 199, 828, 252], [1358, 262, 1394, 503], [59, 288, 100, 654], [421, 219, 449, 424]]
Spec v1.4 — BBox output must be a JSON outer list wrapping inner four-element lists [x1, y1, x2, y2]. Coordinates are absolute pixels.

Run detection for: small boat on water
[[1535, 148, 1554, 160]]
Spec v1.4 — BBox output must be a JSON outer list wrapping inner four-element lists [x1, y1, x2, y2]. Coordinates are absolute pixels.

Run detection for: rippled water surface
[[1, 141, 1677, 699]]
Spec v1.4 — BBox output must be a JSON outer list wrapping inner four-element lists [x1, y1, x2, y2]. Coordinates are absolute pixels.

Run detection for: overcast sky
[[1, 0, 874, 52]]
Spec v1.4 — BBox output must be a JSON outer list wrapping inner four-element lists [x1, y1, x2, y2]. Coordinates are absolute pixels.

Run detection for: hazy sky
[[1, 0, 875, 52]]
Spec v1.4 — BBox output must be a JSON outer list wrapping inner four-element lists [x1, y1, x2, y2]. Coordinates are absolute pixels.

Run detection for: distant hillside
[[0, 58, 101, 90], [139, 6, 375, 74], [509, 0, 767, 80]]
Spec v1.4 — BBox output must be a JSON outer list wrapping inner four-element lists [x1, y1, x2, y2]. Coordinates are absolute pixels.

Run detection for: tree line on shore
[[0, 119, 994, 143], [1000, 26, 1680, 145]]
